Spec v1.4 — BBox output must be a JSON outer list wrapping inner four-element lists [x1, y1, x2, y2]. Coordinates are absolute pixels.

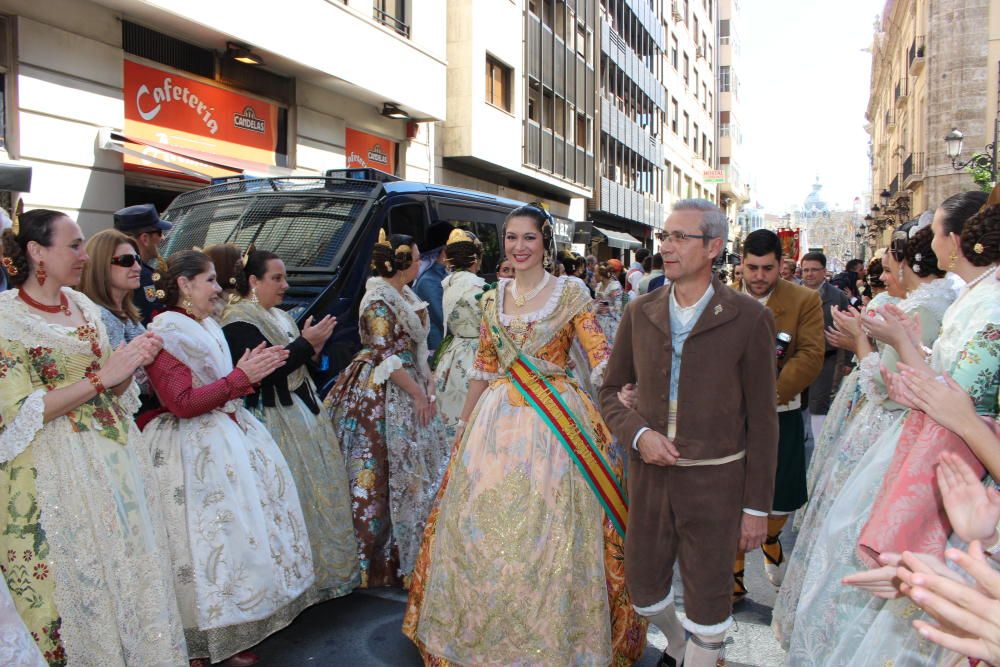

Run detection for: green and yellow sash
[[484, 293, 627, 537]]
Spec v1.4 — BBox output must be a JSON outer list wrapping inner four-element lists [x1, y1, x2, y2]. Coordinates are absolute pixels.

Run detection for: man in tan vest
[[734, 229, 824, 599]]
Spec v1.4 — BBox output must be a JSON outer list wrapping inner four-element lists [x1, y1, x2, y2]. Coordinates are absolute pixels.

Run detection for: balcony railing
[[894, 77, 909, 106], [373, 6, 409, 38], [908, 36, 926, 73], [888, 174, 899, 197], [902, 152, 925, 186]]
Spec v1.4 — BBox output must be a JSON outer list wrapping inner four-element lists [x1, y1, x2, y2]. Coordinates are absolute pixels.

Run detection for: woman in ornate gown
[[594, 261, 624, 345], [403, 205, 646, 666], [773, 223, 957, 647], [141, 250, 315, 667], [780, 191, 998, 667], [801, 284, 902, 500], [326, 231, 450, 588], [0, 210, 186, 666], [215, 248, 360, 600], [433, 229, 485, 443]]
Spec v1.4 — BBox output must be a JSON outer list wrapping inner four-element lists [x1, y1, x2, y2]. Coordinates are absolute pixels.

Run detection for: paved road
[[252, 542, 793, 667]]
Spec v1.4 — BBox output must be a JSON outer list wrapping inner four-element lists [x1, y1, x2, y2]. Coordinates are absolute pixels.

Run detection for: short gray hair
[[672, 198, 728, 241]]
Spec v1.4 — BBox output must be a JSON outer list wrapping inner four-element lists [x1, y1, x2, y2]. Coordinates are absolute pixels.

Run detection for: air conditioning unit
[[671, 2, 682, 22]]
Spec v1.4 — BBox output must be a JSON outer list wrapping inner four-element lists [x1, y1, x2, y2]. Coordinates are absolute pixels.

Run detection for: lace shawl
[[218, 299, 309, 392], [360, 277, 432, 383], [441, 270, 485, 338], [149, 311, 243, 414]]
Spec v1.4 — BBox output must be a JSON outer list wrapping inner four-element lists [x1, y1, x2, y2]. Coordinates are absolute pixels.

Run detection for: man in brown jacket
[[600, 199, 779, 667], [735, 229, 825, 595]]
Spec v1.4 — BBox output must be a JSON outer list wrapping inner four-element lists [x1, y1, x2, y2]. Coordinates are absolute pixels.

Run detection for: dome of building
[[802, 176, 829, 215]]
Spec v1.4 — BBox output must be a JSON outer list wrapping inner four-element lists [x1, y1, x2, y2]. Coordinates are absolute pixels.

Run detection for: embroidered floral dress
[[780, 276, 1000, 667], [403, 276, 646, 667], [326, 277, 450, 588], [0, 288, 187, 667], [773, 279, 955, 648], [142, 310, 315, 662], [434, 270, 485, 442]]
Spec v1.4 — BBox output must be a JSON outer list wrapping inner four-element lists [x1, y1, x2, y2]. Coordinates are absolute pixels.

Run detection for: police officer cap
[[113, 203, 172, 234]]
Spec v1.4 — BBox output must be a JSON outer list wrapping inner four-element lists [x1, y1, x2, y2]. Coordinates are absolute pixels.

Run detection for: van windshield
[[160, 178, 380, 270]]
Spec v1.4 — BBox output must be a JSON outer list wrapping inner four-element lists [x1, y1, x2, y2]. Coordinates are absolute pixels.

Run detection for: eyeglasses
[[110, 253, 142, 268], [655, 230, 715, 243]]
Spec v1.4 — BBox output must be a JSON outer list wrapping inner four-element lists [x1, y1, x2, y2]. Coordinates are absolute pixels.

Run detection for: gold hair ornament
[[376, 228, 390, 247], [973, 242, 985, 255], [446, 228, 476, 246], [2, 256, 17, 276]]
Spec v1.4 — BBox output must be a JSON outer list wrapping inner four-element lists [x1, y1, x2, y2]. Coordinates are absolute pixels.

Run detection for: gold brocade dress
[[403, 276, 646, 666]]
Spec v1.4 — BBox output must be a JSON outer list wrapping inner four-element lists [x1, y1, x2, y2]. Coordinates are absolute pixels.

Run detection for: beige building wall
[[866, 0, 990, 252]]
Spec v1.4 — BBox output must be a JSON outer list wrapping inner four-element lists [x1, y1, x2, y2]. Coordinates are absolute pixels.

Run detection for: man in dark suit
[[114, 204, 172, 325], [600, 199, 778, 667], [799, 251, 850, 445], [735, 230, 824, 595]]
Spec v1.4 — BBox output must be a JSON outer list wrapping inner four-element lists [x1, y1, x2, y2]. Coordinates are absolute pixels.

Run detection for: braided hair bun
[[445, 228, 481, 271], [960, 204, 1000, 267], [371, 229, 416, 278]]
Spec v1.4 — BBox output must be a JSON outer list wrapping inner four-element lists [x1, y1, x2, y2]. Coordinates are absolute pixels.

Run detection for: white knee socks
[[647, 605, 687, 663]]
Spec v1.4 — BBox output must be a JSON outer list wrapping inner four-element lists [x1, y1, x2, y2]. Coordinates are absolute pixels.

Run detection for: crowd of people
[[0, 184, 995, 667]]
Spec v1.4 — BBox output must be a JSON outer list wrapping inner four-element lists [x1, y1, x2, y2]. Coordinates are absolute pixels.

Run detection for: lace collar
[[899, 278, 958, 321], [496, 274, 574, 324]]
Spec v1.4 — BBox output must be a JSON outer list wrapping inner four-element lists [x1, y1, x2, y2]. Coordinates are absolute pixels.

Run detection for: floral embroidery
[[32, 562, 48, 580]]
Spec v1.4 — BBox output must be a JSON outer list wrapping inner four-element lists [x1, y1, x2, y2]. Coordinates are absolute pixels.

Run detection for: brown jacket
[[599, 278, 780, 512], [762, 278, 826, 405]]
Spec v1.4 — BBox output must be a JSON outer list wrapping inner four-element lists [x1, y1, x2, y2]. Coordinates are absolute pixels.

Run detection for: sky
[[738, 0, 886, 213]]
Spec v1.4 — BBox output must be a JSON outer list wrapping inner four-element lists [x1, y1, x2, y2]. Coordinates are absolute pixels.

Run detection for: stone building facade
[[866, 0, 993, 248]]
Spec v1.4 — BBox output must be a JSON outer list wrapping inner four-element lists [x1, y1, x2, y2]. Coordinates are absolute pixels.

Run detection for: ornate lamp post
[[945, 122, 998, 185]]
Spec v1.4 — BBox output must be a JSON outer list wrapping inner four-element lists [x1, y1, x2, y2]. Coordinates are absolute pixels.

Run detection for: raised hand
[[936, 452, 1000, 546], [842, 553, 905, 599], [301, 315, 337, 354]]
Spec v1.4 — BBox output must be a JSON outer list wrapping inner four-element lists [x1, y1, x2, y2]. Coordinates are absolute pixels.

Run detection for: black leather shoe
[[657, 651, 683, 667]]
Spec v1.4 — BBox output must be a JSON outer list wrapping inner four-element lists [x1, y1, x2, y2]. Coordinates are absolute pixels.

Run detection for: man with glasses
[[600, 199, 778, 667], [113, 203, 172, 325], [799, 251, 849, 445], [735, 229, 824, 595]]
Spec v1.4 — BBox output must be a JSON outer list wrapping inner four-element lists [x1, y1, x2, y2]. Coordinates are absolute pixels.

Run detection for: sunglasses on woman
[[110, 253, 142, 268]]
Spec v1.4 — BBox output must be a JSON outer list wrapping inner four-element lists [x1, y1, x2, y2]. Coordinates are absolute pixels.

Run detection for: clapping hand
[[899, 543, 1000, 665], [936, 452, 1000, 546], [897, 366, 977, 436], [99, 332, 163, 387], [301, 315, 337, 354], [842, 552, 907, 599], [236, 342, 290, 384]]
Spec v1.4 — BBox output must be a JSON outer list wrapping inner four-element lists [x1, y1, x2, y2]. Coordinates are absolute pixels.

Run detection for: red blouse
[[141, 350, 253, 425]]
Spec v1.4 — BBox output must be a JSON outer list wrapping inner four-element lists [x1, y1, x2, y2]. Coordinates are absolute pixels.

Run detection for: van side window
[[434, 203, 506, 277], [389, 203, 428, 245]]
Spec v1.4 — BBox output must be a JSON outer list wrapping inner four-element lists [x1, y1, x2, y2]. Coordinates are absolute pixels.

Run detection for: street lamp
[[945, 121, 998, 184], [880, 189, 892, 207]]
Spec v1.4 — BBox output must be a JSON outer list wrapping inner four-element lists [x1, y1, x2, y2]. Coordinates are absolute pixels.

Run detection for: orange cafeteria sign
[[345, 128, 396, 174], [123, 60, 284, 180]]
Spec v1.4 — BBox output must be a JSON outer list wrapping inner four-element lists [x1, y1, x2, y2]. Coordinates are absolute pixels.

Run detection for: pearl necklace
[[965, 264, 998, 291], [511, 272, 550, 307]]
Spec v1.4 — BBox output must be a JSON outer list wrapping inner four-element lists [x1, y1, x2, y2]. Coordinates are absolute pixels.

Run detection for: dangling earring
[[948, 250, 958, 271], [250, 286, 259, 304], [181, 295, 194, 316], [36, 260, 47, 287]]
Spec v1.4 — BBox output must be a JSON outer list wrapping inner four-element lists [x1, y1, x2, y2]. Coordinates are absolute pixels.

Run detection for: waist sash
[[505, 350, 628, 537]]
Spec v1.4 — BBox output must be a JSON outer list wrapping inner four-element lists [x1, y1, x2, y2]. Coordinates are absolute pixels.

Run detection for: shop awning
[[98, 128, 293, 181], [0, 161, 32, 192], [592, 226, 644, 250]]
